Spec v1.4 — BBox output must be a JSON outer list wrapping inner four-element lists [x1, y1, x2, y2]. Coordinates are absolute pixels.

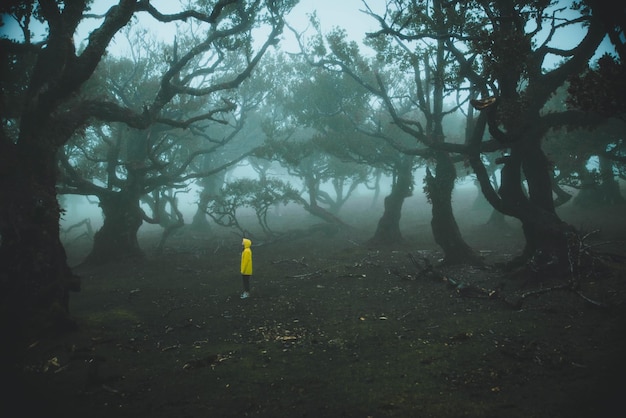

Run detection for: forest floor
[[5, 194, 626, 418]]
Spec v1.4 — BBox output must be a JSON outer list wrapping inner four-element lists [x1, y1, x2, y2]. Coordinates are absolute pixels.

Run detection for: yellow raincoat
[[240, 238, 253, 275]]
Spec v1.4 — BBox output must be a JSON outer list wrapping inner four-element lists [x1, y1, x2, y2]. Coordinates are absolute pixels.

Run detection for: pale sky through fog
[[282, 0, 382, 50], [117, 0, 383, 57], [69, 1, 379, 57], [0, 1, 615, 67]]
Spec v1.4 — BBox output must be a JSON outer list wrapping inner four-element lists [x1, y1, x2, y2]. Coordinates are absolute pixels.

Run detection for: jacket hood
[[242, 238, 252, 249]]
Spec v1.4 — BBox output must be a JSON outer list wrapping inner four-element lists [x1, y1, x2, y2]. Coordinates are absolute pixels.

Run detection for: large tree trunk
[[427, 152, 481, 265], [470, 135, 578, 275], [523, 144, 578, 265], [85, 191, 144, 264], [499, 140, 578, 272], [369, 156, 413, 244], [155, 193, 185, 255], [0, 144, 80, 344], [193, 171, 227, 230]]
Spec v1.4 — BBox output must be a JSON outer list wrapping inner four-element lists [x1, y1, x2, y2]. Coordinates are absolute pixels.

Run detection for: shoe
[[240, 291, 250, 299]]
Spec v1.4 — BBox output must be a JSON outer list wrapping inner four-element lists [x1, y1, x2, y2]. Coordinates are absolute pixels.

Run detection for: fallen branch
[[506, 281, 608, 310], [575, 290, 608, 308], [407, 246, 609, 310], [272, 256, 308, 267], [286, 269, 325, 279], [407, 252, 499, 299], [161, 344, 181, 352]]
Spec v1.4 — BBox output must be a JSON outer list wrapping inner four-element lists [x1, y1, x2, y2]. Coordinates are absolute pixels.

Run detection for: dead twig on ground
[[272, 256, 308, 267], [286, 269, 325, 279]]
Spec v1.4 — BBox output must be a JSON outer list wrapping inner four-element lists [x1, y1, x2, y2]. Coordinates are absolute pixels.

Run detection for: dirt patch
[[5, 197, 626, 418]]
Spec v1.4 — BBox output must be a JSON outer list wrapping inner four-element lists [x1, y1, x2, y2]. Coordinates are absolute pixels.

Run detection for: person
[[240, 238, 253, 299]]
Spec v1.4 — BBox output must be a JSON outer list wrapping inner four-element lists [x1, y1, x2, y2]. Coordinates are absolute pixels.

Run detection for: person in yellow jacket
[[240, 238, 253, 299]]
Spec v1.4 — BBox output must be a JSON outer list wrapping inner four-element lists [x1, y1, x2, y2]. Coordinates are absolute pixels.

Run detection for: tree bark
[[369, 156, 414, 244], [427, 152, 481, 265], [599, 154, 623, 204], [499, 139, 578, 271], [191, 188, 212, 230], [85, 190, 144, 264], [0, 144, 80, 342]]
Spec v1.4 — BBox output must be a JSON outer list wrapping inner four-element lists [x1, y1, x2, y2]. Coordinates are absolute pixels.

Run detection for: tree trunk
[[191, 188, 212, 231], [287, 175, 347, 227], [369, 168, 383, 209], [85, 191, 144, 264], [427, 152, 481, 265], [299, 197, 347, 226], [369, 156, 414, 244], [573, 160, 599, 208], [599, 154, 624, 204], [0, 145, 79, 343], [193, 170, 227, 230], [501, 140, 578, 272]]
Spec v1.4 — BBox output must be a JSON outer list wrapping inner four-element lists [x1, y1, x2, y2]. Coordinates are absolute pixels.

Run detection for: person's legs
[[241, 275, 250, 298]]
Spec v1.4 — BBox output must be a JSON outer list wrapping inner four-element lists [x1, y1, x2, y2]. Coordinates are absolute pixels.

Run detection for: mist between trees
[[1, 1, 624, 339]]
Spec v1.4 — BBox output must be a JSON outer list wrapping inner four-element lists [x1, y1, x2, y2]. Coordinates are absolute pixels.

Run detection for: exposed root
[[407, 228, 616, 310]]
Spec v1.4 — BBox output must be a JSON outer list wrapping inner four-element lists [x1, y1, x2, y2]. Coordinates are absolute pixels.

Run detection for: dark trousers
[[242, 275, 251, 292]]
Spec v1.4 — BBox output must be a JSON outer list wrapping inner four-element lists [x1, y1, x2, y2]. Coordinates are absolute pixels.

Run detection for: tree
[[332, 0, 611, 272], [543, 120, 625, 208], [191, 153, 234, 231], [314, 106, 422, 244], [207, 177, 300, 237], [565, 2, 626, 204], [260, 136, 348, 225], [255, 53, 368, 226], [293, 7, 481, 263], [452, 0, 610, 271], [0, 0, 294, 341]]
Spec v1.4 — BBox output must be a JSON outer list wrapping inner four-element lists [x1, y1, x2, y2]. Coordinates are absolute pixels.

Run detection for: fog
[[58, 166, 495, 251]]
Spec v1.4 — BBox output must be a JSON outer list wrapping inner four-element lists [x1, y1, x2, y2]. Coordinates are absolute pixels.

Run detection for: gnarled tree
[[0, 0, 294, 341]]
